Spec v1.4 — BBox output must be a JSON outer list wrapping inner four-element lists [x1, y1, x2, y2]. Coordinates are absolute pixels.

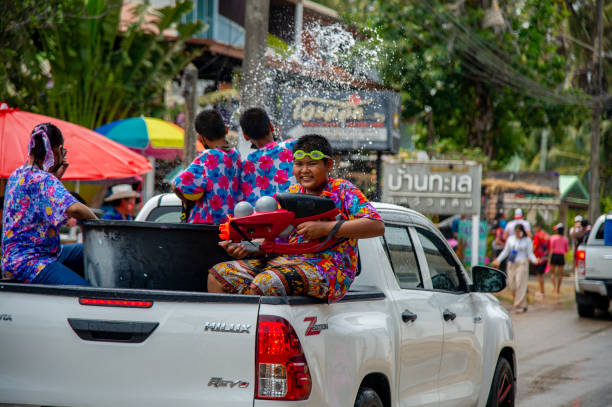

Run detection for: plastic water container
[[604, 217, 612, 246]]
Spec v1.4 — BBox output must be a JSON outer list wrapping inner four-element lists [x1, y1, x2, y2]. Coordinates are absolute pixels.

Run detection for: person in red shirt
[[532, 224, 550, 298], [549, 223, 570, 295]]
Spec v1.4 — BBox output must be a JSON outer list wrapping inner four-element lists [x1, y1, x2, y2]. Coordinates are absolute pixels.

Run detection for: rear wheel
[[577, 303, 595, 318], [354, 387, 383, 407], [595, 298, 610, 313], [486, 357, 515, 407]]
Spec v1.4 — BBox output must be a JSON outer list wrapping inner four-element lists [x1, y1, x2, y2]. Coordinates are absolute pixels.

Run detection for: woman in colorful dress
[[1, 123, 98, 285]]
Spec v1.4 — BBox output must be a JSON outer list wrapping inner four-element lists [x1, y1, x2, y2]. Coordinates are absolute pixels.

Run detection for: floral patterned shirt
[[241, 139, 296, 205], [173, 148, 242, 224], [2, 165, 77, 282], [286, 178, 382, 302]]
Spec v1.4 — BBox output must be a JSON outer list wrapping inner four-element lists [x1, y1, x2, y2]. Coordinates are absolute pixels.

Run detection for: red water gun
[[218, 193, 346, 254]]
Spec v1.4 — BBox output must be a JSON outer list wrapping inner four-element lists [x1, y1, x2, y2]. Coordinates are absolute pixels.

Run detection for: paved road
[[510, 297, 612, 407]]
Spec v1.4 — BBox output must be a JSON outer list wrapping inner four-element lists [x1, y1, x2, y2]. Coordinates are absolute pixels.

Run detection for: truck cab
[[574, 214, 612, 317]]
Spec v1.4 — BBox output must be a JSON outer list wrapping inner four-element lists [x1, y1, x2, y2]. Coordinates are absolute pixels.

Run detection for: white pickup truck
[[0, 195, 516, 407], [574, 214, 612, 317]]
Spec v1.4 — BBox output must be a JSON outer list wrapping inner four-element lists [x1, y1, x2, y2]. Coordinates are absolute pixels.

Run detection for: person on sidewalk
[[491, 212, 508, 272], [549, 223, 569, 295], [493, 224, 539, 313], [532, 223, 550, 299], [503, 208, 532, 240], [102, 184, 139, 220]]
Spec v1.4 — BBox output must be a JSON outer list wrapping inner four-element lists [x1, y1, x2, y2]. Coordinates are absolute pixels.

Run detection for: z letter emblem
[[304, 316, 328, 336]]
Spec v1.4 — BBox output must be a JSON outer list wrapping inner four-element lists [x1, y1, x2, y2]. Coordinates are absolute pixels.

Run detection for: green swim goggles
[[293, 150, 329, 160]]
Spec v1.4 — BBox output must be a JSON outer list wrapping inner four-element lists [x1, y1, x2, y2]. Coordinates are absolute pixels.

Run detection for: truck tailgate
[[0, 287, 259, 407]]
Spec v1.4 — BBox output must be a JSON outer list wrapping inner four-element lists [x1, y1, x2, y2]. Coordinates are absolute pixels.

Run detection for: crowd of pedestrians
[[490, 209, 590, 313]]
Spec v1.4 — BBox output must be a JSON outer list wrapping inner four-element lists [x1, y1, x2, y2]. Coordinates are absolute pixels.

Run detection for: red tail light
[[255, 315, 311, 400], [79, 298, 153, 308], [576, 250, 586, 276]]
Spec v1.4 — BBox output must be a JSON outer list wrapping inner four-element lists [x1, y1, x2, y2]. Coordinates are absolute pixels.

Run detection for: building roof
[[483, 171, 559, 196], [559, 175, 589, 204], [482, 179, 558, 196]]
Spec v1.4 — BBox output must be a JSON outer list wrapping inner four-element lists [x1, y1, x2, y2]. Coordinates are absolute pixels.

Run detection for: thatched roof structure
[[482, 178, 558, 196]]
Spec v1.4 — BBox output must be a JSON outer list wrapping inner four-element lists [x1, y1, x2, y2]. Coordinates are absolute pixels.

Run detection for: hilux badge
[[204, 321, 251, 334]]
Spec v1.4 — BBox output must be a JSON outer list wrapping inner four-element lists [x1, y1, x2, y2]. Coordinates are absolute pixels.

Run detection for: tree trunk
[[471, 83, 495, 159], [588, 0, 603, 222]]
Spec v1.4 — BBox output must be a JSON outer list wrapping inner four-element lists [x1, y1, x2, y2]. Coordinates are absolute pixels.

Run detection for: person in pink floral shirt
[[2, 123, 98, 285], [209, 134, 385, 302], [173, 109, 241, 224], [239, 107, 296, 205]]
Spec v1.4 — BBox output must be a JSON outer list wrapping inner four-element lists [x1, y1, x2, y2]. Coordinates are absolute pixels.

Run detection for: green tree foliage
[[326, 0, 588, 167], [0, 0, 82, 111], [0, 0, 202, 129]]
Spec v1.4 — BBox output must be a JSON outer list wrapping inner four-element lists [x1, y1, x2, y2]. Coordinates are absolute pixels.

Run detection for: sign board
[[280, 90, 400, 153], [458, 220, 487, 267], [382, 161, 482, 216]]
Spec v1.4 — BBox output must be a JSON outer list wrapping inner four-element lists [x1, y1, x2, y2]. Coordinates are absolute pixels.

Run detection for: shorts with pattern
[[209, 256, 329, 298]]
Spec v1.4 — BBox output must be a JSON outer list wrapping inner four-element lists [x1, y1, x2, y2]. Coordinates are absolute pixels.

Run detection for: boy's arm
[[296, 218, 384, 241]]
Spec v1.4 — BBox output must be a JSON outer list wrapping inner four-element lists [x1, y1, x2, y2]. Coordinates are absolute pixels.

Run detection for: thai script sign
[[382, 161, 482, 215], [280, 90, 400, 152]]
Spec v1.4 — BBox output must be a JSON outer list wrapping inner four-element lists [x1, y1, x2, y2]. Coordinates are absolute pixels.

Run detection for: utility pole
[[239, 0, 270, 155], [182, 63, 198, 167], [588, 0, 603, 222], [241, 0, 270, 110]]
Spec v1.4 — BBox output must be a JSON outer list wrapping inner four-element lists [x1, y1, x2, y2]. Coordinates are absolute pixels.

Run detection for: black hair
[[194, 109, 226, 141], [239, 107, 271, 140], [581, 219, 589, 227], [293, 134, 333, 158], [514, 223, 527, 237], [30, 122, 63, 164], [556, 226, 565, 235]]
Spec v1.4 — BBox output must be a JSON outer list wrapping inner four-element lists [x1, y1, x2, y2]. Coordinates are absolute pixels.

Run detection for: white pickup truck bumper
[[577, 279, 609, 297]]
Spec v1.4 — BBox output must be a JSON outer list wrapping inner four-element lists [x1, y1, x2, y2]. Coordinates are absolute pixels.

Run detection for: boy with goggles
[[208, 134, 385, 302], [239, 107, 296, 206], [293, 149, 328, 160]]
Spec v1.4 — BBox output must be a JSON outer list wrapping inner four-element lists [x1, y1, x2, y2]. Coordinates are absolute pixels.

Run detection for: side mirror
[[470, 266, 506, 293]]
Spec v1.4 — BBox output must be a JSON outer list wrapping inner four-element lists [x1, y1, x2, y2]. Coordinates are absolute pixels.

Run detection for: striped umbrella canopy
[[95, 116, 202, 160]]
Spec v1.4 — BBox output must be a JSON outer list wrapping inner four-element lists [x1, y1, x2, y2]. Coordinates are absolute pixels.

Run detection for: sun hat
[[574, 215, 583, 222], [104, 184, 139, 202], [553, 222, 564, 230], [514, 208, 523, 219]]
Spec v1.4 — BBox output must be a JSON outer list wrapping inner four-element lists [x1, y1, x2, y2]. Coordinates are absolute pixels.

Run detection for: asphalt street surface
[[509, 291, 612, 407]]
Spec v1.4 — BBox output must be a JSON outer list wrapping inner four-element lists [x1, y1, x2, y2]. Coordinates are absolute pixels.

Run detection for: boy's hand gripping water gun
[[218, 193, 346, 254]]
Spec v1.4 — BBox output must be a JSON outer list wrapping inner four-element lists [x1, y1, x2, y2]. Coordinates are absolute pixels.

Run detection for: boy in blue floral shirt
[[239, 107, 296, 205], [172, 109, 241, 224]]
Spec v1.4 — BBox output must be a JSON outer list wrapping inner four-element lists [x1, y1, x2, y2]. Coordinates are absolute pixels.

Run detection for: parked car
[[575, 214, 612, 317], [0, 194, 516, 407]]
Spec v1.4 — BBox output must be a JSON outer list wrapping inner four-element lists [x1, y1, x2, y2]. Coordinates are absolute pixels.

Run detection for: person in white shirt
[[503, 208, 532, 240], [493, 223, 539, 313]]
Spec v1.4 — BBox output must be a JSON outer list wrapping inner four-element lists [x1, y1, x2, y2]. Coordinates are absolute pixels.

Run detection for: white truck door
[[382, 225, 443, 407], [412, 227, 482, 407], [584, 218, 612, 278], [0, 286, 259, 407]]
